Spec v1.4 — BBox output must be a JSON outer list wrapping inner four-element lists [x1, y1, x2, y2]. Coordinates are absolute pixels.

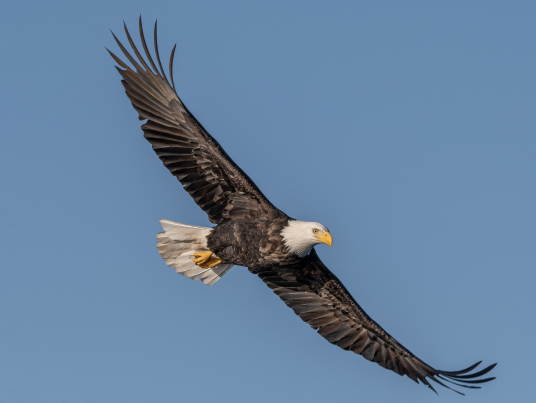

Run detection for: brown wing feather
[[250, 249, 496, 395], [108, 18, 282, 223]]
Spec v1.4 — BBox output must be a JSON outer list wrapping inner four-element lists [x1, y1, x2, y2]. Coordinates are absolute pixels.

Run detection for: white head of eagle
[[281, 220, 333, 257]]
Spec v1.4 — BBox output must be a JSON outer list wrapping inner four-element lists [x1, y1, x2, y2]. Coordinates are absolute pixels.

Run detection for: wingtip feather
[[153, 20, 170, 85]]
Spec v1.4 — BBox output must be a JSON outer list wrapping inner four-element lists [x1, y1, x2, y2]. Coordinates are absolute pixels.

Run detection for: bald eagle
[[108, 18, 496, 395]]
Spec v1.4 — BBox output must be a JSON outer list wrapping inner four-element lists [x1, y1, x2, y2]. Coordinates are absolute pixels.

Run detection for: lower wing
[[249, 249, 496, 395]]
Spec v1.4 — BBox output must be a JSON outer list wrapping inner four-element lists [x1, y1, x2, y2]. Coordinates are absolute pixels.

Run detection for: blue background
[[2, 1, 534, 401]]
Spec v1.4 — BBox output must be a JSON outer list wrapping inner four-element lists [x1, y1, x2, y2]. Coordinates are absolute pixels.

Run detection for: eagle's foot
[[193, 251, 222, 269]]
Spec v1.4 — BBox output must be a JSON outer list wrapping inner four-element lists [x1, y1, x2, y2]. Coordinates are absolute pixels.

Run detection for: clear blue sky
[[2, 1, 534, 402]]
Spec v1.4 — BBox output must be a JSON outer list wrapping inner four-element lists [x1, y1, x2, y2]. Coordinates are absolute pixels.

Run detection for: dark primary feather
[[250, 249, 496, 395], [108, 18, 282, 224]]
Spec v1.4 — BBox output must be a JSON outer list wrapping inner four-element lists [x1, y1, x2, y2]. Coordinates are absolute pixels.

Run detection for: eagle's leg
[[193, 251, 222, 269]]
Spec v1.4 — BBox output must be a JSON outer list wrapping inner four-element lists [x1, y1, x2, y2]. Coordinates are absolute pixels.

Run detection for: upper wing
[[250, 249, 496, 395], [108, 18, 282, 223]]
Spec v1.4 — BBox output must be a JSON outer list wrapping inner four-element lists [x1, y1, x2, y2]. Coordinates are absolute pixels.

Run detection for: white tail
[[156, 220, 233, 286]]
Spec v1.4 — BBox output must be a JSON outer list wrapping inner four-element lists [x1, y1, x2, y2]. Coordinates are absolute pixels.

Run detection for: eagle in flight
[[108, 18, 496, 395]]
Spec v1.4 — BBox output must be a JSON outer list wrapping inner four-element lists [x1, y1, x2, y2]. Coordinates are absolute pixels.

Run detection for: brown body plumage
[[208, 216, 303, 268]]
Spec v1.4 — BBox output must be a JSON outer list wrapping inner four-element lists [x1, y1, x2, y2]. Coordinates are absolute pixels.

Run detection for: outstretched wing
[[108, 18, 282, 223], [250, 249, 496, 395]]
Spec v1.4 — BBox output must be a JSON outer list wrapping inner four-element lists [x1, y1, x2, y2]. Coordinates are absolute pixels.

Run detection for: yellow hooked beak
[[315, 231, 333, 248]]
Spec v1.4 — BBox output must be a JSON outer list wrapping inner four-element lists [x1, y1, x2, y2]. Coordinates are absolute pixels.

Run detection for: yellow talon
[[193, 251, 222, 269], [205, 257, 222, 268], [193, 251, 213, 264]]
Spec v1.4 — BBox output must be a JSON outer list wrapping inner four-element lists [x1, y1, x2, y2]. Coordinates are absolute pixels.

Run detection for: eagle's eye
[[312, 228, 319, 234]]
